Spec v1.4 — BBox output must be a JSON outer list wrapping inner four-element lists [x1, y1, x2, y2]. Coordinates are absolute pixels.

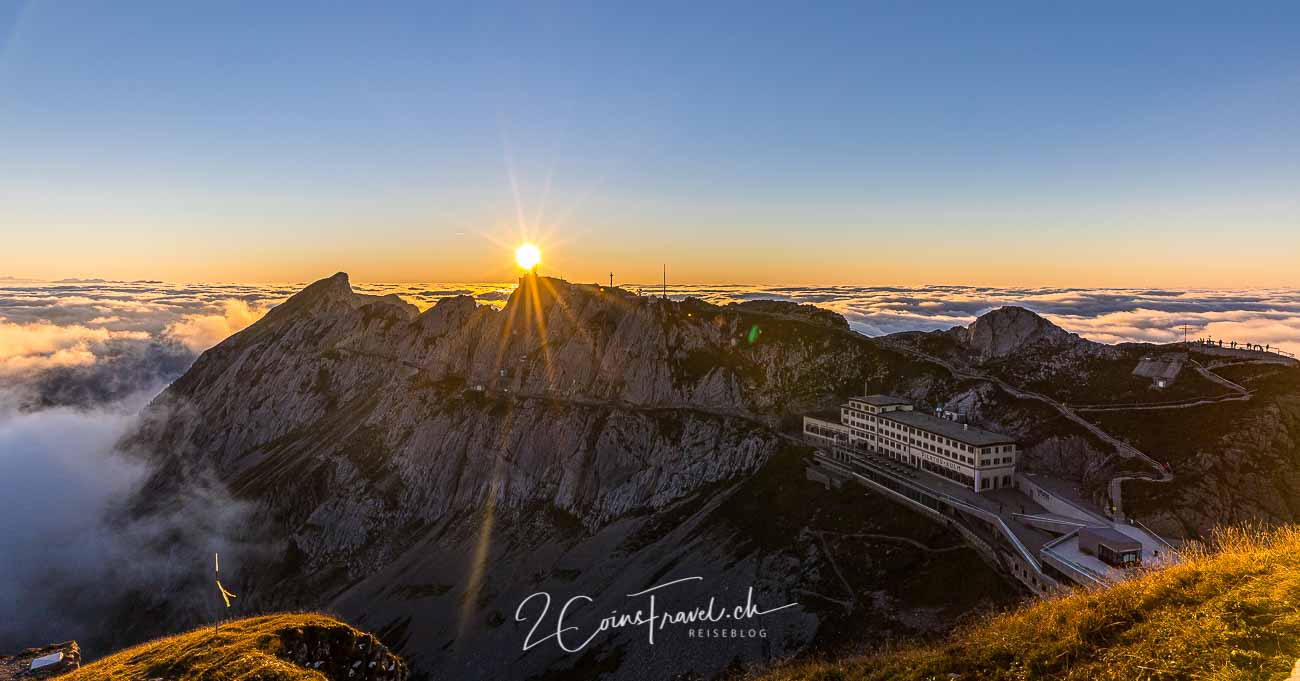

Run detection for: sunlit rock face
[[137, 273, 891, 530], [86, 275, 1300, 677], [111, 272, 1034, 678], [958, 305, 1086, 360]]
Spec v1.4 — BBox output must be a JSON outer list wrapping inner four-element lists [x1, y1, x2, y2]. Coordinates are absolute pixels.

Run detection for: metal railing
[[811, 442, 1044, 573], [1039, 532, 1111, 588]]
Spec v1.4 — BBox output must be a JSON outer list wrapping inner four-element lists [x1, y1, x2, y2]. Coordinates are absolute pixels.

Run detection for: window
[[981, 478, 990, 489]]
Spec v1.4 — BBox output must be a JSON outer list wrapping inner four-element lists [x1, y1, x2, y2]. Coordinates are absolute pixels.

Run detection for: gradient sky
[[2, 1, 1298, 286]]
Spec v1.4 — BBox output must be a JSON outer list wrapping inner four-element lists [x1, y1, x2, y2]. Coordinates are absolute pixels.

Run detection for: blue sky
[[2, 1, 1298, 285]]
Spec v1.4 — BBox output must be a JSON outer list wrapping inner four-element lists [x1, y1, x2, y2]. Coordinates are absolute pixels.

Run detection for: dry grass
[[57, 613, 356, 681], [756, 524, 1300, 681]]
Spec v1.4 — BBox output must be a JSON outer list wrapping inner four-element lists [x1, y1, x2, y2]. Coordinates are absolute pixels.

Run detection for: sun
[[515, 243, 541, 271]]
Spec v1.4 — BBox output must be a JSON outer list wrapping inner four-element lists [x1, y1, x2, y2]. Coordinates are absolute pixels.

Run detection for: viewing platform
[[803, 423, 1176, 595]]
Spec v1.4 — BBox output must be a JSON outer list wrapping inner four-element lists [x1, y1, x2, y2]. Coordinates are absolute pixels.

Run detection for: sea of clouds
[[3, 279, 1297, 402], [0, 276, 1297, 650]]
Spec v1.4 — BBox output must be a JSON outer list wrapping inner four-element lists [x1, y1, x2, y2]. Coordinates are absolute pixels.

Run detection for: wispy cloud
[[648, 284, 1300, 351], [164, 299, 271, 353], [0, 321, 150, 379]]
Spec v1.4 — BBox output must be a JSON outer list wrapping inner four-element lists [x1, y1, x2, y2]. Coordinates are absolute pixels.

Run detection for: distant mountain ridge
[[954, 305, 1096, 360], [117, 272, 1027, 679], [105, 275, 1300, 679]]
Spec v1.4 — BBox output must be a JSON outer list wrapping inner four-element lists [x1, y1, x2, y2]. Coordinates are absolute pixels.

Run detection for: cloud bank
[[0, 276, 1294, 653], [650, 284, 1300, 352], [0, 391, 264, 654], [1, 279, 1296, 408]]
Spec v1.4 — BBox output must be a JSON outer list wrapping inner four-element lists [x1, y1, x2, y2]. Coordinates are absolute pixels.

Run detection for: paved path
[[1190, 359, 1252, 395], [1062, 360, 1253, 413], [813, 531, 857, 611], [1073, 394, 1250, 412], [874, 340, 1173, 521]]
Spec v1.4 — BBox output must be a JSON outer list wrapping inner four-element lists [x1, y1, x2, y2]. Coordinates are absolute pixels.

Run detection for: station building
[[803, 394, 1018, 493]]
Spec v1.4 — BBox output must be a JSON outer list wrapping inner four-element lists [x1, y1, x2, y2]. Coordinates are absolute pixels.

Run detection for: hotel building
[[803, 394, 1018, 493]]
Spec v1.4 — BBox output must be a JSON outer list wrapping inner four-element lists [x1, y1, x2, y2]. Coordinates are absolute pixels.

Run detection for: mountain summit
[[118, 272, 1021, 679], [958, 306, 1087, 360], [95, 274, 1300, 679]]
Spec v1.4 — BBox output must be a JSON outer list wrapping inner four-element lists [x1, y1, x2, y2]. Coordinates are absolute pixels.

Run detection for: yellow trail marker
[[216, 580, 237, 607], [215, 553, 238, 608]]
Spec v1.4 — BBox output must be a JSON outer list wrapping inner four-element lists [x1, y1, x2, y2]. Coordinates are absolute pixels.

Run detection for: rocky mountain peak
[[253, 271, 355, 325], [959, 306, 1081, 360], [298, 271, 354, 302]]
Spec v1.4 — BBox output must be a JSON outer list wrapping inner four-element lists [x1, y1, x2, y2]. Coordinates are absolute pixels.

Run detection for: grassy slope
[[755, 525, 1300, 681], [58, 613, 370, 681]]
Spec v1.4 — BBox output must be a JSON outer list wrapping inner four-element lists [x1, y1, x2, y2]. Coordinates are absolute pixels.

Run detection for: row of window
[[860, 426, 1012, 470], [919, 458, 975, 487], [805, 422, 847, 440], [844, 408, 1016, 463]]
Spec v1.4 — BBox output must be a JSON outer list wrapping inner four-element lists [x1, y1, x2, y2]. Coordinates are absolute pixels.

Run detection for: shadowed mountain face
[[107, 276, 1300, 678], [115, 273, 1020, 678]]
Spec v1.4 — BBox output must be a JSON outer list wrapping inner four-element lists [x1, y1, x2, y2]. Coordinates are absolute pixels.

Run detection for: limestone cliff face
[[137, 273, 882, 532], [119, 273, 1023, 679], [113, 275, 1300, 678], [888, 306, 1115, 384], [958, 306, 1086, 360]]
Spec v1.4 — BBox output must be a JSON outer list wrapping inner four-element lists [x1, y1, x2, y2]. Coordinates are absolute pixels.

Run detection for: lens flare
[[515, 243, 541, 271]]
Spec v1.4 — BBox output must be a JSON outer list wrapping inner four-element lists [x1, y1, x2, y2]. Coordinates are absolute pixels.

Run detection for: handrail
[[1038, 532, 1111, 588], [1012, 513, 1090, 528], [1132, 518, 1178, 551], [812, 443, 1043, 572], [1041, 548, 1109, 588]]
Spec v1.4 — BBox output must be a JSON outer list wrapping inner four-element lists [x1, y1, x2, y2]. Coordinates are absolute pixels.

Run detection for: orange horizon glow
[[5, 218, 1299, 289]]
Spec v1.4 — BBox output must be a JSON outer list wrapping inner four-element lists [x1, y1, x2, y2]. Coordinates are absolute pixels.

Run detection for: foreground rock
[[0, 641, 80, 680]]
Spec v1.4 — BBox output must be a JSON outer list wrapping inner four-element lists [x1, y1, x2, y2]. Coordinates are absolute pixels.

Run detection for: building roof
[[851, 394, 913, 406], [1132, 355, 1184, 381], [877, 409, 1017, 447], [1080, 526, 1143, 551]]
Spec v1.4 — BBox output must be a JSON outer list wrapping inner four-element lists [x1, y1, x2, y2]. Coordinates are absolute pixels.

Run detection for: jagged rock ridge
[[120, 273, 1028, 679], [114, 276, 1300, 678]]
